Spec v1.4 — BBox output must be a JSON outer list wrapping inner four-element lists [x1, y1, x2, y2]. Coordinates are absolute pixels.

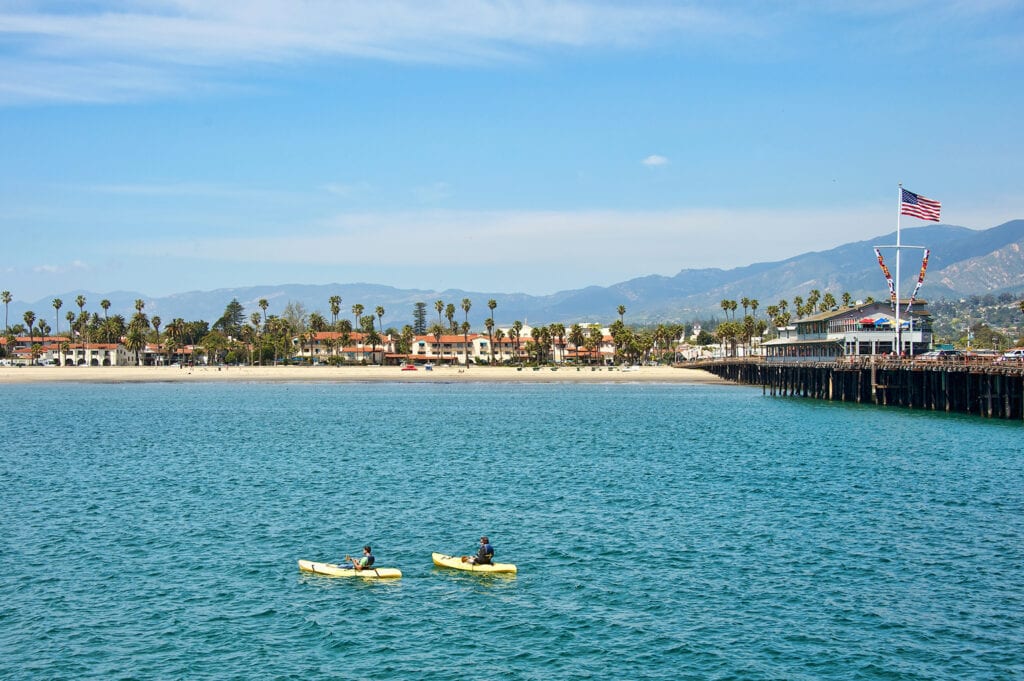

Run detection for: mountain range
[[8, 220, 1024, 328]]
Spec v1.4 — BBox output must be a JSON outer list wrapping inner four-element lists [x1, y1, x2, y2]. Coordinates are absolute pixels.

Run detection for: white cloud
[[0, 2, 740, 104], [324, 182, 371, 198], [642, 154, 669, 166], [32, 260, 89, 274]]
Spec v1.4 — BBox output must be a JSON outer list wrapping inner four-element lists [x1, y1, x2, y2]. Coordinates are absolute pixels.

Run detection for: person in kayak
[[346, 545, 375, 571], [464, 536, 494, 565]]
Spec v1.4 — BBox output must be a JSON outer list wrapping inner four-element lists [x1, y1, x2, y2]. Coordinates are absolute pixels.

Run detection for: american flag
[[900, 188, 941, 222]]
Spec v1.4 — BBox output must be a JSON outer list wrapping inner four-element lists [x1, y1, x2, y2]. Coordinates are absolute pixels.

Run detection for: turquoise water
[[1, 382, 1022, 679]]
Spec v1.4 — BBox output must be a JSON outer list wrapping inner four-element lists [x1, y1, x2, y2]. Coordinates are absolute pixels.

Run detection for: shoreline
[[0, 364, 728, 385]]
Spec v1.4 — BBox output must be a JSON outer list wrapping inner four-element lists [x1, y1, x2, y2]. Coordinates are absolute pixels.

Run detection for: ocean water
[[1, 381, 1022, 680]]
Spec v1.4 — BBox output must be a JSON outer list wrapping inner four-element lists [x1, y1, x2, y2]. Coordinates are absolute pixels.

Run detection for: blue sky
[[2, 1, 1022, 301]]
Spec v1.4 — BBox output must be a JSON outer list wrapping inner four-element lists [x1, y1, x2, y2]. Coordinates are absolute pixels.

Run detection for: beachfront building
[[0, 335, 133, 366], [295, 331, 383, 364], [763, 300, 933, 363], [287, 325, 634, 366]]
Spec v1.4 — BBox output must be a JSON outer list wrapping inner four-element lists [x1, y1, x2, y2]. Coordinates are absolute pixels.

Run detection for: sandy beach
[[0, 364, 728, 385]]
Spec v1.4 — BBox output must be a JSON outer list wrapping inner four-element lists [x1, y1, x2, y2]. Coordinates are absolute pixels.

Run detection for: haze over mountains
[[9, 220, 1024, 328]]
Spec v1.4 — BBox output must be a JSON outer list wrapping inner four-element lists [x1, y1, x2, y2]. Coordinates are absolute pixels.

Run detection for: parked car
[[995, 348, 1024, 363], [916, 349, 963, 361]]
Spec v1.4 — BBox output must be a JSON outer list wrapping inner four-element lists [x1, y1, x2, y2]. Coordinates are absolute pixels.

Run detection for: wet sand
[[0, 364, 727, 385]]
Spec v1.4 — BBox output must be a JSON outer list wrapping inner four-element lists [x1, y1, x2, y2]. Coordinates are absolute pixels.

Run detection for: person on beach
[[346, 545, 375, 571], [463, 536, 494, 565]]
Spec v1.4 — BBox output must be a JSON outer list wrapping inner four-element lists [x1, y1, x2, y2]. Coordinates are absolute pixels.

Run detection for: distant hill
[[8, 220, 1024, 328]]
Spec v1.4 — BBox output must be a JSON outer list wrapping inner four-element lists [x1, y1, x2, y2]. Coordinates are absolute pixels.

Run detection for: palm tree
[[484, 317, 494, 365], [51, 298, 62, 339], [375, 306, 385, 335], [617, 305, 626, 324], [435, 299, 445, 327], [445, 303, 456, 333], [165, 318, 185, 365], [329, 295, 342, 328], [151, 316, 162, 362], [250, 312, 263, 364], [740, 297, 750, 317], [1, 290, 11, 332], [75, 295, 87, 358], [460, 321, 471, 366], [100, 299, 110, 321], [460, 298, 472, 365], [352, 304, 364, 331], [493, 328, 506, 364], [23, 310, 35, 352], [511, 320, 524, 362], [841, 292, 853, 308], [720, 299, 731, 320], [125, 325, 146, 366], [749, 299, 759, 318], [487, 299, 497, 364], [549, 322, 565, 363], [429, 323, 444, 363], [587, 324, 602, 365], [807, 289, 821, 311], [568, 323, 585, 364], [258, 298, 269, 326]]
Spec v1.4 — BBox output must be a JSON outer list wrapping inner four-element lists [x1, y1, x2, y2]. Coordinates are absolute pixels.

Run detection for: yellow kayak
[[298, 559, 402, 579], [431, 552, 517, 574]]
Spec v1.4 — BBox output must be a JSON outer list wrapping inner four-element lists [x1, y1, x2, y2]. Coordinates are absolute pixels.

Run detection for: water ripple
[[1, 382, 1022, 679]]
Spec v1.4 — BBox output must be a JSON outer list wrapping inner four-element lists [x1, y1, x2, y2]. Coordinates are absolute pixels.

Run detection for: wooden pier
[[694, 357, 1024, 421]]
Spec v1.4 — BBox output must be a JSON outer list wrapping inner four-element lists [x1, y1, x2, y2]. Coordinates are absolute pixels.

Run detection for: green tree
[[23, 310, 36, 350], [1, 290, 11, 332], [568, 323, 585, 364], [258, 298, 269, 326], [151, 317, 162, 363], [459, 320, 471, 365], [487, 299, 497, 364], [75, 295, 87, 356], [329, 295, 342, 327], [549, 322, 565, 363], [445, 303, 457, 332], [100, 299, 111, 321], [586, 324, 603, 365], [352, 303, 364, 331], [429, 323, 444, 363], [434, 299, 444, 327], [493, 328, 506, 364], [511, 320, 523, 362], [214, 299, 246, 337], [413, 302, 428, 335], [52, 298, 62, 339], [484, 317, 495, 364], [617, 305, 626, 324], [124, 325, 146, 366]]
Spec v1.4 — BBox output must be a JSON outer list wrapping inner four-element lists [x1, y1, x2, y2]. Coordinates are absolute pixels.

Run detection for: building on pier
[[763, 300, 933, 363]]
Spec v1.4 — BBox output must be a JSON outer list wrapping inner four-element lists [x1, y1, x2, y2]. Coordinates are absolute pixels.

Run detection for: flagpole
[[895, 183, 902, 356]]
